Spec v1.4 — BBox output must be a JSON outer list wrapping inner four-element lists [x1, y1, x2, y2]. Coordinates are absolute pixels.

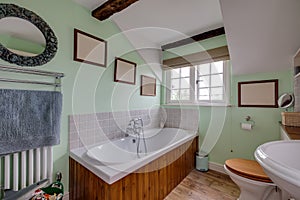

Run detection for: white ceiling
[[220, 0, 300, 75], [76, 0, 300, 75], [74, 0, 223, 46]]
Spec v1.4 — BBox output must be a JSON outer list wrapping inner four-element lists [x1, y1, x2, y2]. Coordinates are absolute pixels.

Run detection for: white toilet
[[224, 158, 283, 200]]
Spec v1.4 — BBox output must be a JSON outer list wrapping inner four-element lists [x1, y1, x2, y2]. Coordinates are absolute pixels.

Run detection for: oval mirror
[[0, 17, 46, 56], [0, 4, 58, 66], [278, 93, 294, 108]]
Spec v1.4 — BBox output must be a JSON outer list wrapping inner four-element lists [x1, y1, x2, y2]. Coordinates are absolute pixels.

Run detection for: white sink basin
[[255, 140, 300, 199]]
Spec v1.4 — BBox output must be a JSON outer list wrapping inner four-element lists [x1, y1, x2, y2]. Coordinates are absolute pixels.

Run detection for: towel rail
[[0, 65, 64, 78], [0, 78, 61, 87], [0, 65, 64, 87]]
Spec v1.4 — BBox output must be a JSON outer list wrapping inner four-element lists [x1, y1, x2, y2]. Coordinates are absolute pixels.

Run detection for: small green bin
[[196, 152, 208, 172]]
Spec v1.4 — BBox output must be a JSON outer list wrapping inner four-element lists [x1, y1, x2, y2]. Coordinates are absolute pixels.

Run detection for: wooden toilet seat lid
[[225, 158, 273, 183]]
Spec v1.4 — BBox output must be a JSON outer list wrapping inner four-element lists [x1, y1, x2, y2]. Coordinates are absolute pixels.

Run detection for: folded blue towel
[[0, 89, 62, 156]]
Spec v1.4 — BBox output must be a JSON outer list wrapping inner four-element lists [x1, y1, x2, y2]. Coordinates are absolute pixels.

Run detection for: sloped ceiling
[[74, 0, 223, 46], [220, 0, 300, 75]]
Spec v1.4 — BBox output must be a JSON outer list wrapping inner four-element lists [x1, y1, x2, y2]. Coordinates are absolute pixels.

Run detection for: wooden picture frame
[[114, 57, 136, 85], [238, 79, 278, 107], [140, 75, 156, 96], [73, 29, 107, 67]]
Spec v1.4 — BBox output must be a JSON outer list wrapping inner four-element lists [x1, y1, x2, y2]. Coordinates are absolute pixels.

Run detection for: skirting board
[[209, 161, 226, 174]]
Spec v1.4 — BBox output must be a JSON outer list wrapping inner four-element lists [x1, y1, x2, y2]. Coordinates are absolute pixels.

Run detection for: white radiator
[[0, 146, 53, 191]]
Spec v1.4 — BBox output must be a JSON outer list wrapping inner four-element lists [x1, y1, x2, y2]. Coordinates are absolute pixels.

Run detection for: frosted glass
[[198, 76, 210, 88], [180, 89, 190, 100], [198, 63, 210, 75], [171, 89, 180, 100], [211, 61, 223, 74], [199, 95, 209, 100], [181, 67, 190, 77], [171, 79, 180, 89], [211, 87, 223, 95], [199, 88, 209, 96], [211, 94, 223, 100], [211, 74, 223, 87], [181, 78, 190, 89], [171, 68, 180, 78]]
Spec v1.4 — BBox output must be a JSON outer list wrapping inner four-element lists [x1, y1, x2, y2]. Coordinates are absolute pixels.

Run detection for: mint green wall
[[203, 69, 293, 164], [0, 0, 161, 191]]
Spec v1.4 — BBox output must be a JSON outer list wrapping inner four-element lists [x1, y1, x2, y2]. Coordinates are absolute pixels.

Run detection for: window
[[197, 61, 225, 101], [166, 60, 230, 105], [170, 67, 191, 101]]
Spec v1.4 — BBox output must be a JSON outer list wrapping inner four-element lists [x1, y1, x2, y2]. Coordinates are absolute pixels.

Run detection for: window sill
[[162, 102, 232, 107]]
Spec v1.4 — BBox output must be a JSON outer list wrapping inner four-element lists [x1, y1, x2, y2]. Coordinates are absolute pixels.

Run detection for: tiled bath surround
[[69, 108, 199, 150], [163, 108, 199, 131], [69, 108, 161, 150], [294, 73, 300, 112]]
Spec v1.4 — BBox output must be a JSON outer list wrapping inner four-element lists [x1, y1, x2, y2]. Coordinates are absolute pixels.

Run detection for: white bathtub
[[70, 128, 197, 184]]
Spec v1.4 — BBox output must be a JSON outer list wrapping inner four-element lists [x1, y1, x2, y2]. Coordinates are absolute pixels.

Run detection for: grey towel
[[0, 89, 62, 156]]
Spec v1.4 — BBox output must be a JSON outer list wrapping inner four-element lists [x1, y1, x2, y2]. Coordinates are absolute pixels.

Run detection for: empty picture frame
[[141, 75, 156, 96], [114, 57, 136, 85], [238, 79, 278, 107], [74, 29, 107, 67]]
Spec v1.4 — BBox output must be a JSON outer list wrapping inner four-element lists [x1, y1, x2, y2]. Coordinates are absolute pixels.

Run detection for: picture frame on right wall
[[140, 75, 156, 96], [238, 79, 278, 107]]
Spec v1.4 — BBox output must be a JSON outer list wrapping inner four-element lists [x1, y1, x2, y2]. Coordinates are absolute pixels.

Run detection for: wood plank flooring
[[165, 169, 240, 200]]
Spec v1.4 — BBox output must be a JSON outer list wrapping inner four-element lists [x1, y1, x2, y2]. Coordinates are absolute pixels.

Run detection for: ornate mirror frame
[[0, 4, 58, 66]]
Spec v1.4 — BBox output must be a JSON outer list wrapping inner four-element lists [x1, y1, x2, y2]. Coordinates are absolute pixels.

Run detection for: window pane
[[198, 63, 210, 75], [211, 94, 223, 100], [180, 89, 190, 100], [181, 67, 190, 77], [171, 89, 180, 100], [199, 95, 209, 100], [211, 87, 223, 95], [181, 77, 190, 88], [211, 87, 224, 100], [171, 79, 180, 89], [199, 88, 209, 96], [171, 69, 180, 78], [198, 76, 210, 88], [211, 74, 223, 87], [211, 61, 223, 74]]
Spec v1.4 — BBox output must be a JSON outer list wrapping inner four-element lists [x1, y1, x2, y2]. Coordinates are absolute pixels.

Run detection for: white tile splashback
[[69, 107, 199, 150], [69, 108, 160, 150]]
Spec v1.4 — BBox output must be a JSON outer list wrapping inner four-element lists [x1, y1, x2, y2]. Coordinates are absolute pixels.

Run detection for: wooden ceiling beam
[[92, 0, 139, 21], [162, 27, 225, 51]]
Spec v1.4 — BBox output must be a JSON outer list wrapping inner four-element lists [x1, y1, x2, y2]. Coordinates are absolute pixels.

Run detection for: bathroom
[[0, 0, 300, 199]]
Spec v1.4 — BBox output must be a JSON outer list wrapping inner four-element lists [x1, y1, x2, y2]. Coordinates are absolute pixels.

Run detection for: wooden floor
[[165, 170, 240, 200]]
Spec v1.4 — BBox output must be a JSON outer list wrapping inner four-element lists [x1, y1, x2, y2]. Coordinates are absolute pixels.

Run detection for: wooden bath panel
[[69, 137, 198, 200]]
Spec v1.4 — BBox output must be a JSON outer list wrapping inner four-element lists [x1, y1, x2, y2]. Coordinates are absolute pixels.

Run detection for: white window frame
[[165, 60, 230, 106]]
